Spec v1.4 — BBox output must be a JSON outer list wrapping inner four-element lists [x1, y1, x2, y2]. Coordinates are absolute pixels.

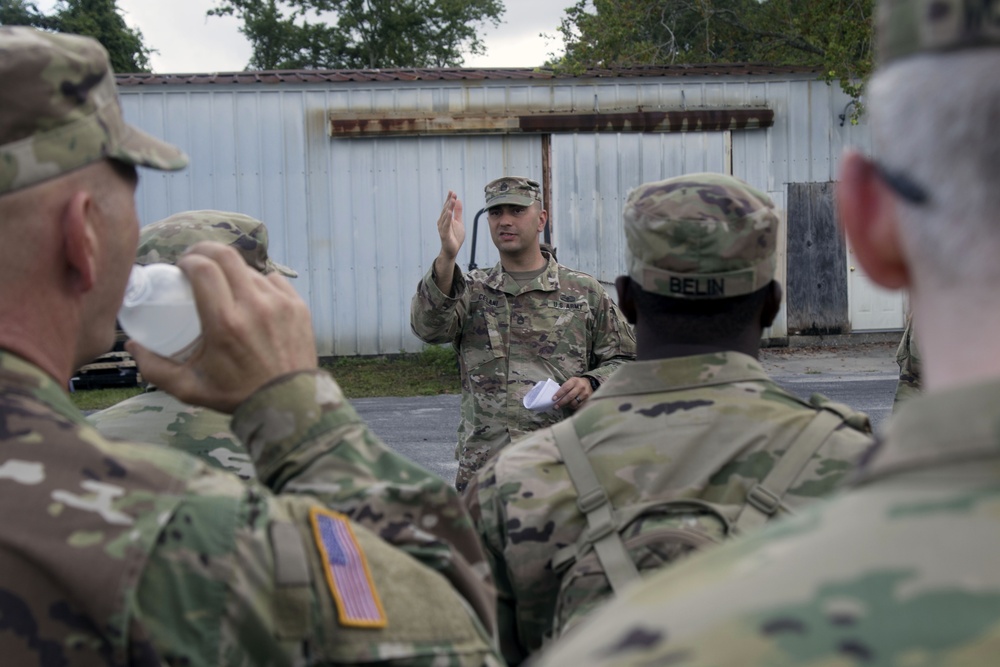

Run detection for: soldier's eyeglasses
[[873, 161, 930, 205]]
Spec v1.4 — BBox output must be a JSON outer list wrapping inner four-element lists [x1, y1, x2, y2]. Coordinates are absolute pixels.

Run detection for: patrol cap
[[485, 176, 543, 208], [623, 173, 778, 300], [0, 27, 187, 196], [136, 210, 298, 277], [878, 0, 1000, 65]]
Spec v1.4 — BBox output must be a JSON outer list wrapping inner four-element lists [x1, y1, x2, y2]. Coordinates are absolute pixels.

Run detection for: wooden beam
[[329, 108, 773, 138]]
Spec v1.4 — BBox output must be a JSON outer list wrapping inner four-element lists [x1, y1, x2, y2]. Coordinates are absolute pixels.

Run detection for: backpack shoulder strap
[[551, 419, 640, 594], [733, 406, 845, 534]]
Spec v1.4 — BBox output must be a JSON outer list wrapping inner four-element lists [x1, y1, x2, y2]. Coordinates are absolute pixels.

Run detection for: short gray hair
[[868, 50, 1000, 290]]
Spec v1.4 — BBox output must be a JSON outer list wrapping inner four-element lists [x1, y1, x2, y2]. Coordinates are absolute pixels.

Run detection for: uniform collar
[[485, 250, 560, 295], [857, 378, 1000, 482], [595, 351, 772, 399], [0, 349, 89, 427]]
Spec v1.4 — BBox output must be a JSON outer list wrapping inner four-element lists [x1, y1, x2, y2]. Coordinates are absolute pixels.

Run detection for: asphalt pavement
[[352, 395, 462, 482], [352, 342, 902, 485]]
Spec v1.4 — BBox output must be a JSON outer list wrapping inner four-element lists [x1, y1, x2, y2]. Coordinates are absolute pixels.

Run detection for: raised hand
[[433, 190, 466, 296], [437, 190, 465, 261]]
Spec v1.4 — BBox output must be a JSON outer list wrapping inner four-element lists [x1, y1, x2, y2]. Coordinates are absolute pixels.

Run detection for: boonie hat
[[0, 26, 187, 195], [485, 176, 543, 208], [136, 210, 298, 277], [877, 0, 1000, 65], [623, 173, 778, 300]]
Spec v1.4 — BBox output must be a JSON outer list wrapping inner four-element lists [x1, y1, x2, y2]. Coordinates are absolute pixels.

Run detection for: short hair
[[869, 50, 1000, 290], [633, 282, 772, 342]]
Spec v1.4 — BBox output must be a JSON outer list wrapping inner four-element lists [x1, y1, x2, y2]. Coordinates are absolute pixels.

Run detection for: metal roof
[[115, 63, 821, 87]]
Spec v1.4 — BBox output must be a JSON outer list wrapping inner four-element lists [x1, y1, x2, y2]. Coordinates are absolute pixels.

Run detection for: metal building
[[116, 65, 901, 357]]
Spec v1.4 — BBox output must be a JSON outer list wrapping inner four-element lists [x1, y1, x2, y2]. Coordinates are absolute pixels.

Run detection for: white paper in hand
[[523, 378, 561, 412]]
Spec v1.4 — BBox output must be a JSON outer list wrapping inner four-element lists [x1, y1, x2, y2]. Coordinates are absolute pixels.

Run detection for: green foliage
[[417, 344, 460, 374], [0, 0, 153, 72], [208, 0, 505, 70], [0, 0, 57, 29], [553, 0, 873, 114]]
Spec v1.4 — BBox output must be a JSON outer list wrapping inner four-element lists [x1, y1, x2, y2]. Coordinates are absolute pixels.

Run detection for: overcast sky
[[40, 0, 571, 73]]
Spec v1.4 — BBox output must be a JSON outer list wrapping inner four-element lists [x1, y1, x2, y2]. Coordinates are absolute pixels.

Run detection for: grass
[[70, 386, 145, 411], [321, 346, 462, 398], [70, 346, 462, 411]]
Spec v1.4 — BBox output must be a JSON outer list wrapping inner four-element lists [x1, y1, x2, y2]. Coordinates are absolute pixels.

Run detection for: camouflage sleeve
[[231, 369, 497, 634], [464, 462, 529, 666], [582, 287, 637, 386], [893, 318, 922, 410], [410, 264, 470, 345], [135, 470, 501, 665]]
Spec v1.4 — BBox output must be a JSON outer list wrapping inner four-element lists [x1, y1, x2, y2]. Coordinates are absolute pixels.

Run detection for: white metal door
[[847, 244, 907, 330]]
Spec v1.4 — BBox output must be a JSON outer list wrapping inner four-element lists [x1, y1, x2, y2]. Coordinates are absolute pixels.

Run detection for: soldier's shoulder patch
[[309, 507, 387, 628]]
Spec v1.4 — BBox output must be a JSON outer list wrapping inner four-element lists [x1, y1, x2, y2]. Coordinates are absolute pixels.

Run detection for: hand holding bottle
[[128, 241, 318, 414], [119, 263, 202, 360]]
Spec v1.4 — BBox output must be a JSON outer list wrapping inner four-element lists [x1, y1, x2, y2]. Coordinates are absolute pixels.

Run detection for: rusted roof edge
[[116, 64, 821, 87]]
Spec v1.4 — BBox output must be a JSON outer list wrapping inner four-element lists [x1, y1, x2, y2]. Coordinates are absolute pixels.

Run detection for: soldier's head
[[137, 210, 297, 277], [838, 0, 1000, 309], [0, 27, 186, 375], [617, 173, 782, 347], [483, 176, 548, 261]]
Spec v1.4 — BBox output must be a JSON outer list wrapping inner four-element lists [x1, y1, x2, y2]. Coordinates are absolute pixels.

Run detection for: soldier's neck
[[637, 329, 762, 362], [500, 248, 546, 273]]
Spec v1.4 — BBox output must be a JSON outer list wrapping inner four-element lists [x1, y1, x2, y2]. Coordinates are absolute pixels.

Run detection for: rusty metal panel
[[763, 189, 789, 341], [787, 182, 849, 335]]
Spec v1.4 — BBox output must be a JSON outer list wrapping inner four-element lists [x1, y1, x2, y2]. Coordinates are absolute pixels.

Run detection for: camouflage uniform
[[0, 27, 500, 665], [532, 384, 1000, 667], [89, 210, 300, 480], [465, 174, 875, 662], [530, 4, 1000, 666], [411, 179, 636, 491], [2, 352, 500, 665], [90, 387, 255, 478], [893, 314, 922, 409]]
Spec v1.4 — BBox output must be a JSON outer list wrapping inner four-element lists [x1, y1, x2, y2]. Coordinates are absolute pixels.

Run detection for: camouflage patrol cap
[[878, 0, 1000, 65], [623, 173, 778, 300], [136, 210, 298, 277], [485, 176, 543, 208], [0, 27, 187, 196]]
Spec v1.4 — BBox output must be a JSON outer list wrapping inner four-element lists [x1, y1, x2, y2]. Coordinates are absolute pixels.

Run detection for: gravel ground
[[760, 342, 899, 379]]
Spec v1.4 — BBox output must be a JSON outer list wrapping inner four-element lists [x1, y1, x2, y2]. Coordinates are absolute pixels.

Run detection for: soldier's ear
[[536, 207, 548, 233], [615, 276, 637, 324], [837, 151, 910, 290], [61, 189, 99, 295]]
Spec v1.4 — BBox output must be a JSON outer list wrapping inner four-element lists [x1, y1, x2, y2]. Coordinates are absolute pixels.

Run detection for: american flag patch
[[309, 507, 387, 628]]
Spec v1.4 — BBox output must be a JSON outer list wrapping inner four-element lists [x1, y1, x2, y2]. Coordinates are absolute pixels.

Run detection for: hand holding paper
[[523, 378, 561, 412]]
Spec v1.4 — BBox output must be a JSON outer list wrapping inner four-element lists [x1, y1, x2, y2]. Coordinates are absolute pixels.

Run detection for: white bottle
[[118, 264, 202, 360]]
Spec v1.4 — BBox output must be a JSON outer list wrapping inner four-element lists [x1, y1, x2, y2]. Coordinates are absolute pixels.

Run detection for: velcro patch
[[309, 507, 387, 628]]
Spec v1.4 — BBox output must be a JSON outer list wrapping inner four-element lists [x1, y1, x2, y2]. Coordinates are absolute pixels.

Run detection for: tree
[[208, 0, 505, 70], [553, 0, 873, 117], [0, 0, 153, 72], [0, 0, 57, 29]]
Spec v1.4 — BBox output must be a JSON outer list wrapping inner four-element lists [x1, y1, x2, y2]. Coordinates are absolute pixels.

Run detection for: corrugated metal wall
[[119, 73, 872, 356], [550, 132, 731, 284]]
